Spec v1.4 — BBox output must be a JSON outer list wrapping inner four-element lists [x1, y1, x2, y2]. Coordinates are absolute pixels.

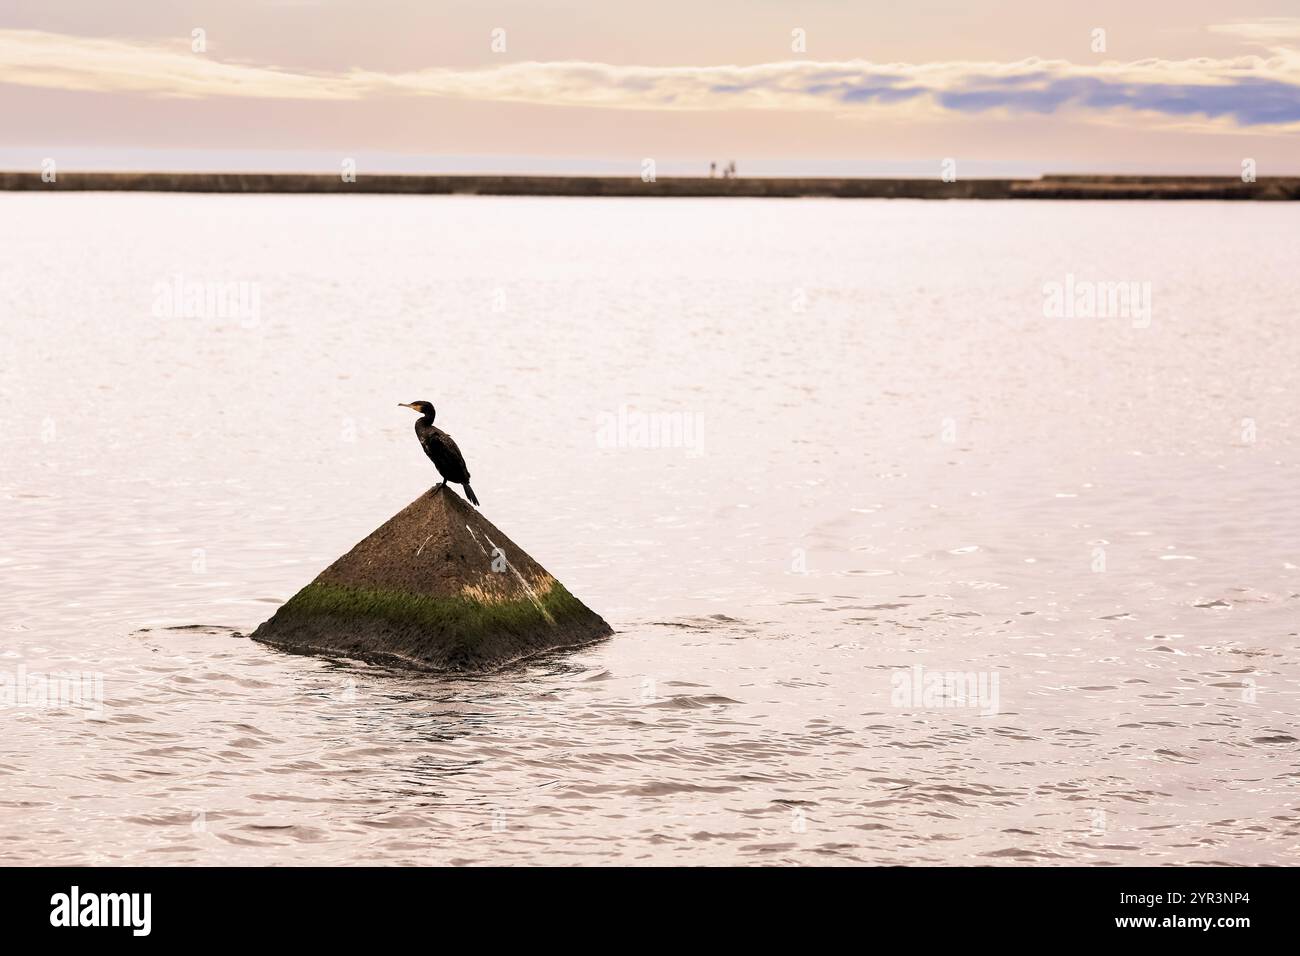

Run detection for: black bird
[[398, 401, 480, 506]]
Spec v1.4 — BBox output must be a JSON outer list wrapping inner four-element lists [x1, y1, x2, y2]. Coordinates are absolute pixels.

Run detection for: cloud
[[1209, 18, 1300, 45], [1, 28, 1299, 132], [937, 75, 1300, 126], [0, 30, 357, 99]]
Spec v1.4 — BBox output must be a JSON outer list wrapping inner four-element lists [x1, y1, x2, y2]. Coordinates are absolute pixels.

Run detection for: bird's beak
[[398, 403, 415, 410]]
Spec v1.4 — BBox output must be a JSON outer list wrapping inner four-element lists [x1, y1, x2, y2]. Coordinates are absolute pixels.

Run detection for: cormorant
[[398, 401, 480, 506]]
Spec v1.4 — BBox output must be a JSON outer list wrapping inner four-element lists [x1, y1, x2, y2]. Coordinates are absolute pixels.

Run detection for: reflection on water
[[1, 195, 1297, 864]]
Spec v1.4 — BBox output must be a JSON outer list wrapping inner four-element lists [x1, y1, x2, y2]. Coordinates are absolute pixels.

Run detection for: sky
[[2, 0, 1299, 175]]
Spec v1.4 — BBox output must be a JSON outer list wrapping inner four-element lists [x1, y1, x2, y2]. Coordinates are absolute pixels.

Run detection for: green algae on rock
[[251, 486, 612, 671]]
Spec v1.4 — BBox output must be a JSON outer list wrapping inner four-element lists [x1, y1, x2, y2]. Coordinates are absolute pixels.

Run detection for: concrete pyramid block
[[251, 486, 612, 671]]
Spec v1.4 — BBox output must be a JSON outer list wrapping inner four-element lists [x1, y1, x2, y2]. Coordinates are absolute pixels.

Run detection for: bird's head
[[398, 400, 435, 418]]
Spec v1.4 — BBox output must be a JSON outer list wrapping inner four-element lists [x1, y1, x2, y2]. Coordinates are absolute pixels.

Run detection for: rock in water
[[251, 486, 612, 671]]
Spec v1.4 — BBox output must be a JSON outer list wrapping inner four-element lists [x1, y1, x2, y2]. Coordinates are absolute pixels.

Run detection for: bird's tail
[[464, 483, 480, 506]]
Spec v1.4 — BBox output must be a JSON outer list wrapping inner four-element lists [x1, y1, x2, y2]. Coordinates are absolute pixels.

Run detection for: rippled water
[[1, 194, 1297, 865]]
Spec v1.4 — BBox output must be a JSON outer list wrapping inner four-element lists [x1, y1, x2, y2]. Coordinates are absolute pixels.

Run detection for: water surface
[[1, 195, 1297, 864]]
